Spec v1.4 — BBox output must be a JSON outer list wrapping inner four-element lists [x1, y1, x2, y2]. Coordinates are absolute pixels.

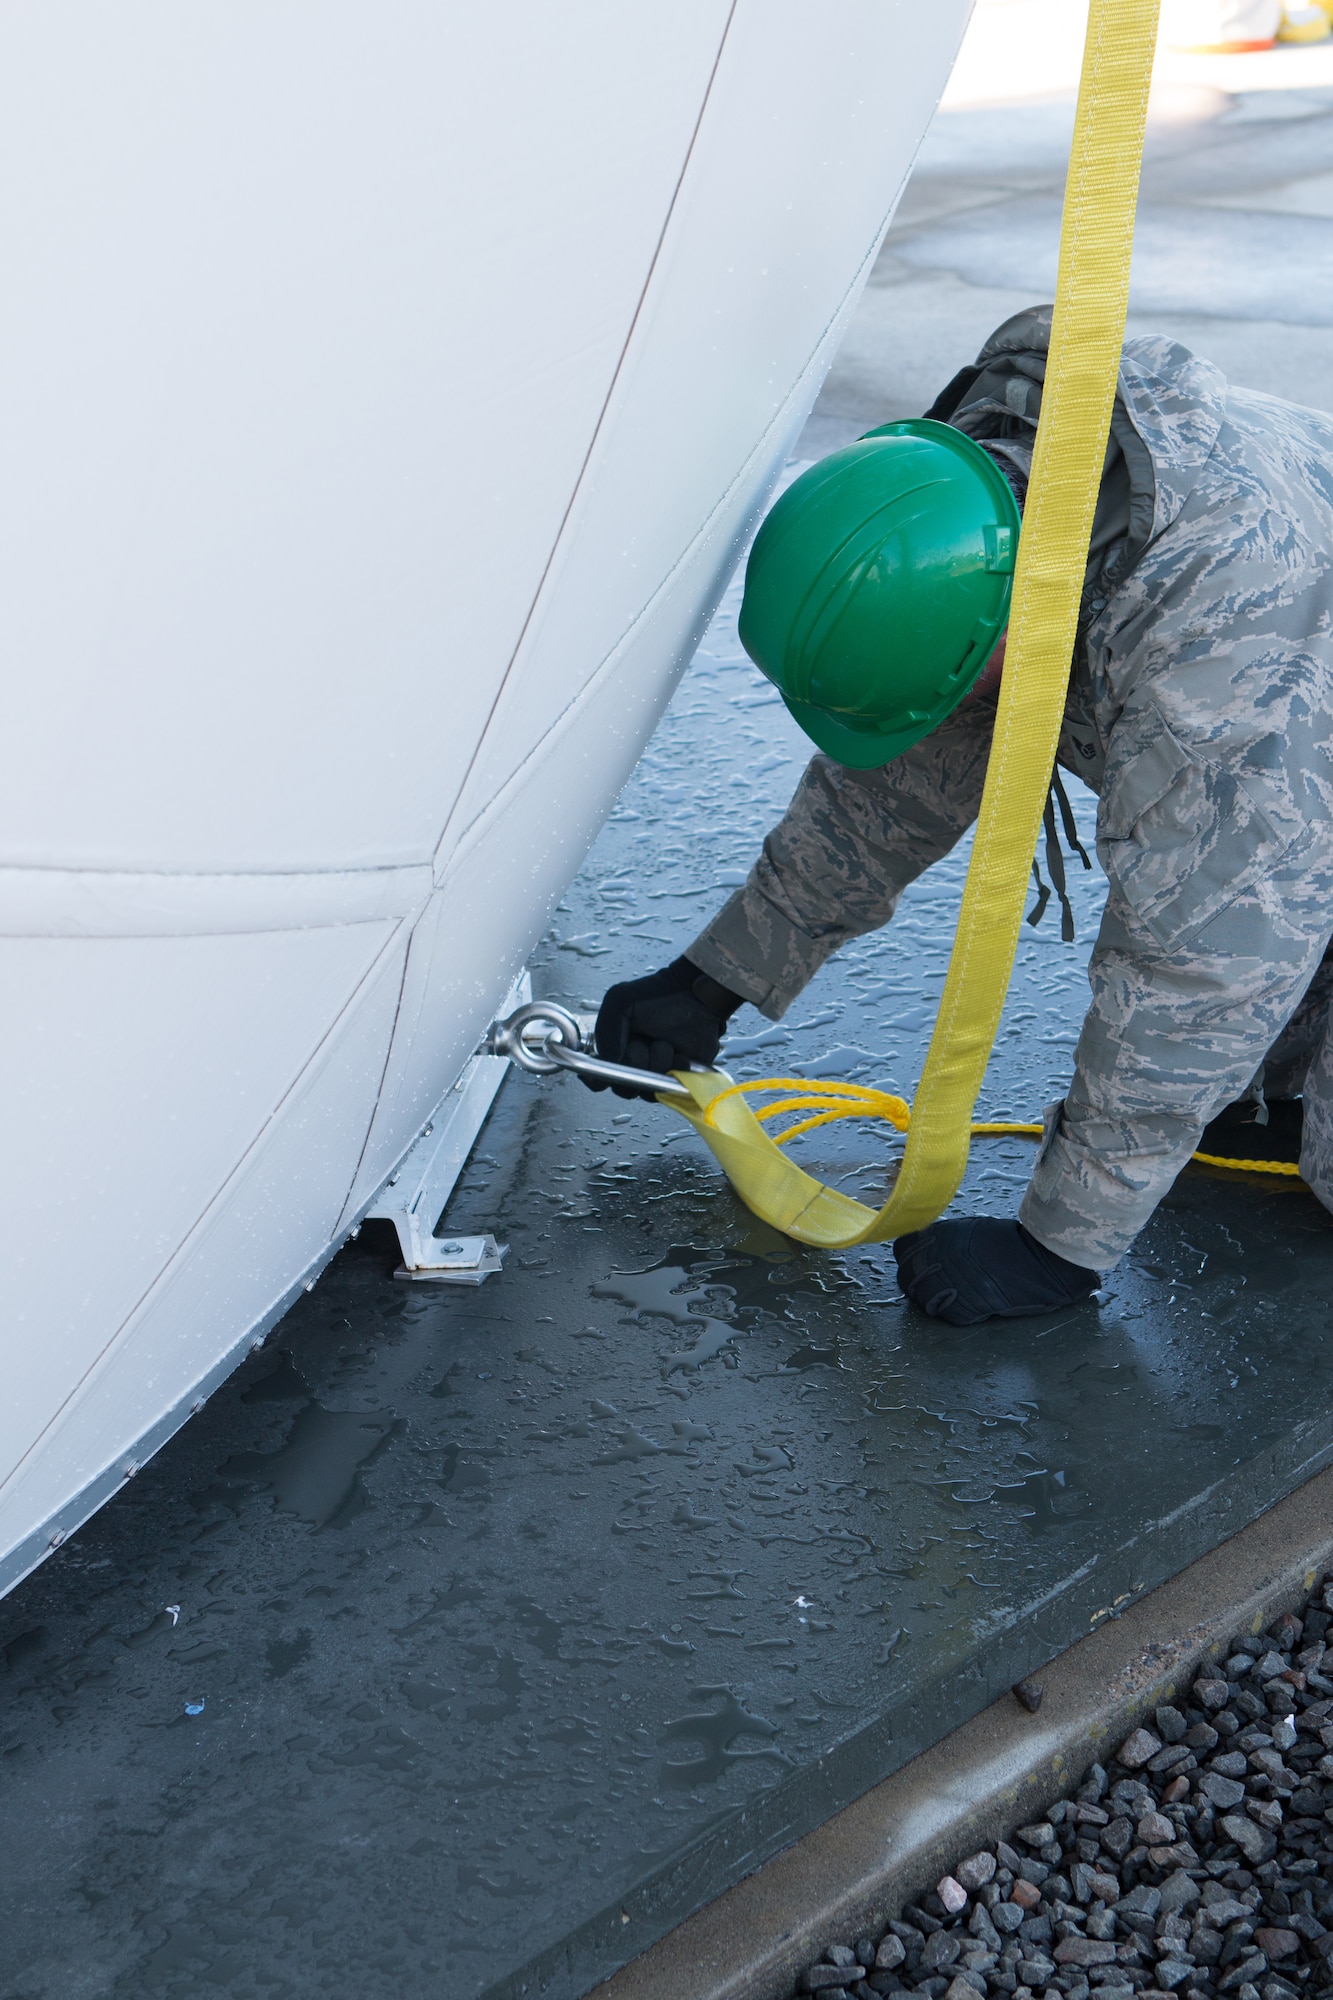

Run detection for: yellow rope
[[1191, 1151, 1302, 1179], [692, 1076, 1302, 1181], [666, 0, 1163, 1248]]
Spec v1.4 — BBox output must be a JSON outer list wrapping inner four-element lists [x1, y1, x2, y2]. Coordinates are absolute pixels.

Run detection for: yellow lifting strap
[[662, 0, 1166, 1247]]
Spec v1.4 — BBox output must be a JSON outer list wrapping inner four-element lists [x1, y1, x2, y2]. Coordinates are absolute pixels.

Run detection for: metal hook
[[484, 1001, 694, 1100]]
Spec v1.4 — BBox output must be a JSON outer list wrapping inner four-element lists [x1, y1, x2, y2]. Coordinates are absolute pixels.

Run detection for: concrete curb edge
[[588, 1463, 1333, 2000]]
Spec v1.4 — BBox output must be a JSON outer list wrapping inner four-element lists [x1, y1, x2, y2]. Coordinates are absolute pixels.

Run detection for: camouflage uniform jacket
[[687, 309, 1333, 1269]]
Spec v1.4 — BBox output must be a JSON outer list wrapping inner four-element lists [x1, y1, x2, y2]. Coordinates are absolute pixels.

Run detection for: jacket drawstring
[[1027, 768, 1093, 942]]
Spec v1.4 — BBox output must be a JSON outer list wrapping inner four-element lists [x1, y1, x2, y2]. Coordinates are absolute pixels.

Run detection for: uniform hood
[[924, 304, 1228, 598]]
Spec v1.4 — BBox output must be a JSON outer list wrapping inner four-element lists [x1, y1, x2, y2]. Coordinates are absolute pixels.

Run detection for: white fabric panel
[[0, 1, 730, 873], [0, 919, 398, 1494], [0, 934, 407, 1557], [443, 0, 974, 843], [0, 864, 432, 937]]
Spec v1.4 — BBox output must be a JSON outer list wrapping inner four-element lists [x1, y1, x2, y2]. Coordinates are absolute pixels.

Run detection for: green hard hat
[[738, 419, 1021, 769]]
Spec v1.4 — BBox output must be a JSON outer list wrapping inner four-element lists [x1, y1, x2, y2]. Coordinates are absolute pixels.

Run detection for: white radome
[[0, 0, 971, 1593]]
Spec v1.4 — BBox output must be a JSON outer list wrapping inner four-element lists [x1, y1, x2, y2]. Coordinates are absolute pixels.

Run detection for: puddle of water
[[241, 1352, 311, 1402], [512, 1600, 563, 1658], [265, 1631, 312, 1679], [466, 1652, 526, 1724], [218, 1403, 397, 1527], [592, 1424, 694, 1466], [663, 1319, 738, 1374], [439, 1444, 492, 1491], [660, 1687, 787, 1786], [591, 1265, 727, 1325]]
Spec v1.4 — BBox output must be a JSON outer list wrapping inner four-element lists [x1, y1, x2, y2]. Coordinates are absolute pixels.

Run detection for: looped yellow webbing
[[664, 0, 1163, 1247], [697, 1077, 1043, 1149], [663, 1078, 1298, 1251]]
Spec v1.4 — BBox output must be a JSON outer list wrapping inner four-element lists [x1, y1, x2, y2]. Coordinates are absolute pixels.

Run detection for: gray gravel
[[794, 1576, 1333, 2000]]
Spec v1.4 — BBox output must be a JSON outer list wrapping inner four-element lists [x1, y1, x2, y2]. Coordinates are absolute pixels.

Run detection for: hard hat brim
[[780, 692, 956, 770]]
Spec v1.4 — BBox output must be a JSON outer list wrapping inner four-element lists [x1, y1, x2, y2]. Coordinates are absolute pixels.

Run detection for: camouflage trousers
[[1018, 888, 1333, 1268]]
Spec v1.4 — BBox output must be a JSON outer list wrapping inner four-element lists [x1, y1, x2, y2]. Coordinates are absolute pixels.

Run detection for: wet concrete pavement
[[7, 43, 1333, 2000], [804, 50, 1333, 458]]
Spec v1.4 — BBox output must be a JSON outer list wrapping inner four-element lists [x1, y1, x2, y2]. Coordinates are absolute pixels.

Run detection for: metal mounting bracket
[[366, 969, 528, 1282], [391, 1232, 506, 1286]]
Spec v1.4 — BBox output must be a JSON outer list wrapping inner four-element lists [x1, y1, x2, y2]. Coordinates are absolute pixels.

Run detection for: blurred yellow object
[[1279, 1, 1331, 35]]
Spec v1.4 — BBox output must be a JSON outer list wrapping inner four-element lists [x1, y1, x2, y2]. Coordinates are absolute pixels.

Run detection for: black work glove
[[589, 956, 743, 1101], [893, 1218, 1099, 1326]]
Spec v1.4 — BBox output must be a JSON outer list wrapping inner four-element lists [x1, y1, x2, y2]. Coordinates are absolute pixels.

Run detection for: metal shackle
[[484, 1000, 694, 1100], [485, 999, 586, 1075]]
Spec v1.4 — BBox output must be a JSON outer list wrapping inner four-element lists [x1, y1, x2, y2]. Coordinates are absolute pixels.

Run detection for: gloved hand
[[893, 1218, 1098, 1325], [589, 956, 743, 1101]]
